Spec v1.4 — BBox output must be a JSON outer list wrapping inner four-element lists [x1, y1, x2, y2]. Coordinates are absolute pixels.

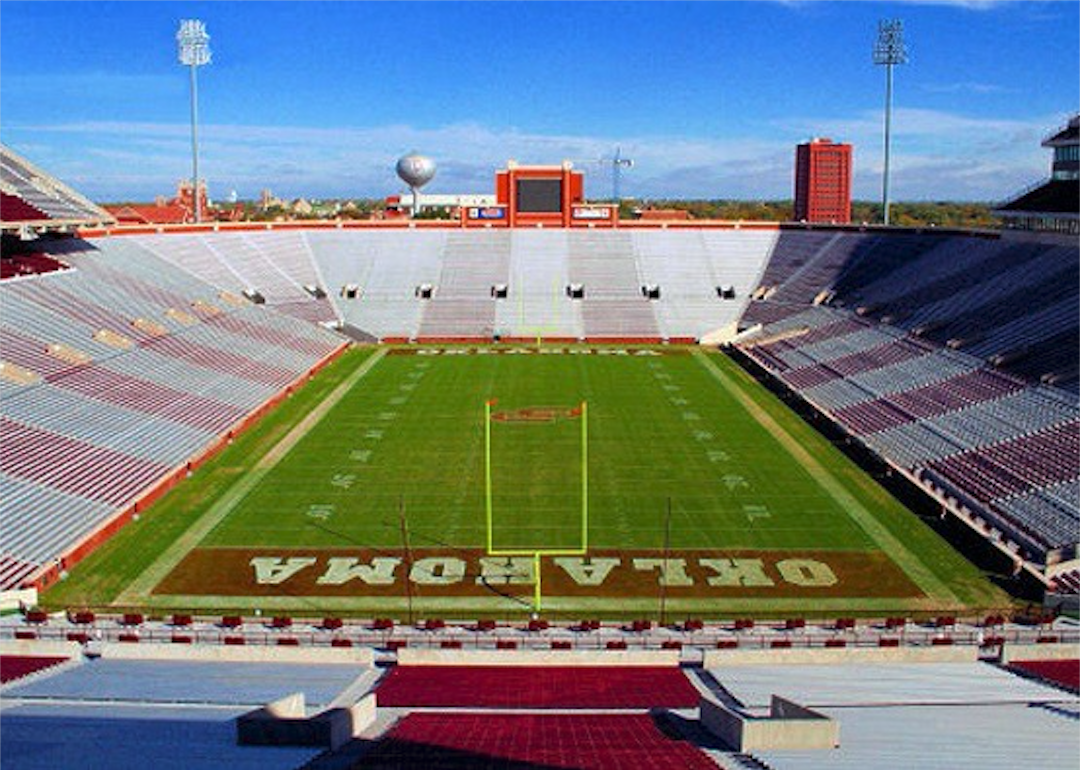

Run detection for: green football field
[[48, 345, 1008, 619]]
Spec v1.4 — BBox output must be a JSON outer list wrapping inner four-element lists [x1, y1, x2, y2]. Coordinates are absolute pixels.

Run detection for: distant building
[[104, 180, 242, 225], [793, 138, 852, 224], [175, 179, 209, 214], [290, 198, 314, 216], [259, 188, 282, 211], [995, 114, 1079, 235], [106, 200, 190, 225], [634, 208, 691, 221]]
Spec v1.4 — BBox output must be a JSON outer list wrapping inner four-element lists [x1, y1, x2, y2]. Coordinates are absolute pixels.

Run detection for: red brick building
[[794, 139, 852, 224]]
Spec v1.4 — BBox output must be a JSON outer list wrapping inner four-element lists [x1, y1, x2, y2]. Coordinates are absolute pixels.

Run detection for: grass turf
[[46, 344, 1008, 618]]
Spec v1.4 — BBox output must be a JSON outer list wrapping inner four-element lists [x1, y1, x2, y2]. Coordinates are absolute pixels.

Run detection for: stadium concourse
[[2, 145, 1079, 767]]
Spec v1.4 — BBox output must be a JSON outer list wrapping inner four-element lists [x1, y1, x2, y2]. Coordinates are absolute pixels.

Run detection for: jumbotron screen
[[516, 178, 562, 213]]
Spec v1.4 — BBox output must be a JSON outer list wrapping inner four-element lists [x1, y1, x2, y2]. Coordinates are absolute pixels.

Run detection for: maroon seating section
[[927, 420, 1080, 504], [375, 665, 700, 709], [53, 365, 246, 433], [139, 334, 297, 388], [889, 368, 1025, 419], [0, 655, 67, 684], [784, 338, 929, 391], [1052, 570, 1080, 595], [262, 296, 339, 326], [8, 281, 159, 343], [794, 317, 868, 346], [0, 555, 40, 591], [828, 367, 1025, 437], [1, 253, 66, 281], [0, 416, 169, 506], [1009, 659, 1080, 691], [356, 713, 716, 769], [0, 192, 49, 222]]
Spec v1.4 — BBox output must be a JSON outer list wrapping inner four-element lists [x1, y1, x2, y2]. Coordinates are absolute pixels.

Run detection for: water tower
[[396, 153, 436, 218]]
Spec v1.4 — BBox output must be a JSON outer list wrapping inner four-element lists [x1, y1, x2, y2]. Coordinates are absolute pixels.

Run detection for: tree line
[[624, 200, 998, 229]]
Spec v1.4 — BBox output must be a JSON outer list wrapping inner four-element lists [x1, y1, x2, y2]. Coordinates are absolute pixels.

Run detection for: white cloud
[[5, 107, 1056, 202]]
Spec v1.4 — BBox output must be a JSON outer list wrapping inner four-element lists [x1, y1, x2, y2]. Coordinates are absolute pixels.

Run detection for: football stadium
[[1, 3, 1078, 768]]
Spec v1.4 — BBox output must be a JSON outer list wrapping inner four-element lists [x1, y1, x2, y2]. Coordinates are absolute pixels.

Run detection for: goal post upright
[[485, 398, 494, 555]]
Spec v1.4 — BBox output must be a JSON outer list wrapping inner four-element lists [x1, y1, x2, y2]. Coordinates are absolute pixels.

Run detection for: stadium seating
[[0, 192, 50, 222], [104, 233, 338, 325], [0, 655, 69, 685], [1, 147, 111, 223], [74, 228, 780, 342], [356, 713, 717, 769], [1007, 659, 1080, 691], [496, 228, 583, 338], [0, 252, 67, 280], [374, 665, 700, 708], [3, 658, 362, 707], [0, 238, 345, 590], [418, 230, 510, 338], [737, 230, 1079, 563]]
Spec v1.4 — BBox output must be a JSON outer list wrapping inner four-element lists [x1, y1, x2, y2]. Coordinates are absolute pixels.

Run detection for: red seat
[[357, 713, 717, 769], [374, 665, 700, 709]]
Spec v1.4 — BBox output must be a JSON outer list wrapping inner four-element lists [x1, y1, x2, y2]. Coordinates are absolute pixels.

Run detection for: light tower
[[874, 19, 907, 226], [177, 19, 211, 223]]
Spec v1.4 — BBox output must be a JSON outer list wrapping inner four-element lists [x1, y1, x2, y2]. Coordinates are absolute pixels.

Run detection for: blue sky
[[1, 1, 1077, 202]]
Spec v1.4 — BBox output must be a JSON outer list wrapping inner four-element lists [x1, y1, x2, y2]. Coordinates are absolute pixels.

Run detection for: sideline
[[692, 349, 957, 604], [115, 347, 389, 606]]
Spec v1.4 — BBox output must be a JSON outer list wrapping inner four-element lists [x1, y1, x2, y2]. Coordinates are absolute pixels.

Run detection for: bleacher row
[[1, 193, 50, 224], [358, 712, 717, 770], [1, 148, 111, 224], [86, 233, 339, 326], [737, 231, 1079, 563], [0, 252, 67, 280], [83, 228, 1077, 367], [0, 240, 345, 590], [4, 648, 1076, 770], [104, 228, 778, 341]]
